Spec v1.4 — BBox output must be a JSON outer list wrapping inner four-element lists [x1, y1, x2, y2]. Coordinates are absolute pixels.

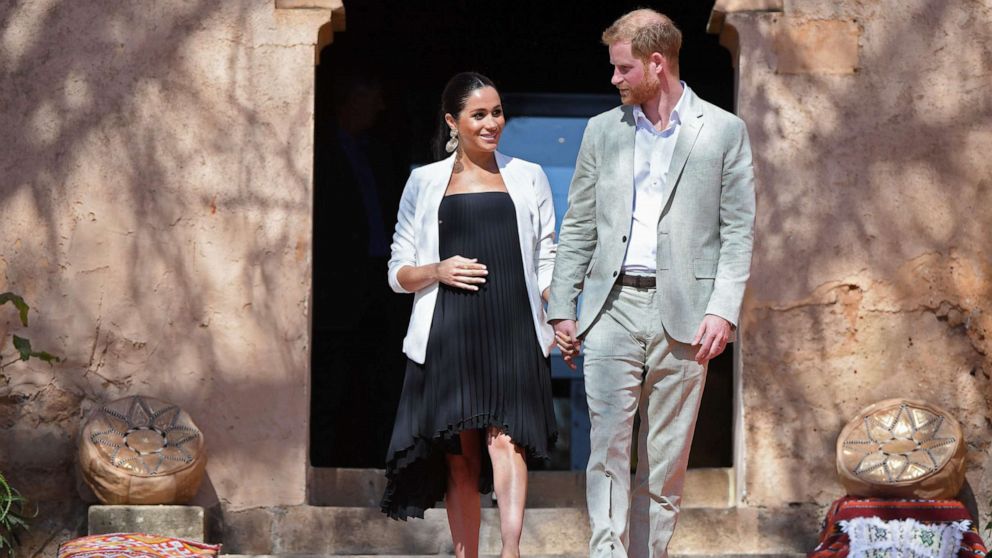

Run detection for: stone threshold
[[219, 505, 822, 555], [308, 467, 735, 509]]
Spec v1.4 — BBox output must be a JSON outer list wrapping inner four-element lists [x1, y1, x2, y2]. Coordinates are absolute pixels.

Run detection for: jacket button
[[622, 235, 627, 242], [613, 271, 618, 277]]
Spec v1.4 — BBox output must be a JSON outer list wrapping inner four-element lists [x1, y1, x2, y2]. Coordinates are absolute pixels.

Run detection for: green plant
[[0, 292, 58, 556], [0, 292, 61, 372], [0, 472, 30, 557]]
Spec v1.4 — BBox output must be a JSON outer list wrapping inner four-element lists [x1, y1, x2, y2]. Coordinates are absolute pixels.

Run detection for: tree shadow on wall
[[0, 1, 321, 554], [728, 0, 991, 530]]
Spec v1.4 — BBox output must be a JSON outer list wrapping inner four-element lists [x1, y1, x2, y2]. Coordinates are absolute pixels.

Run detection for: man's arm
[[691, 118, 755, 365], [547, 122, 600, 322], [705, 117, 756, 327]]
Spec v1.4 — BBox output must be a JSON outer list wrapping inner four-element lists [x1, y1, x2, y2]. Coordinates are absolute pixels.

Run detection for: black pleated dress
[[381, 191, 558, 520]]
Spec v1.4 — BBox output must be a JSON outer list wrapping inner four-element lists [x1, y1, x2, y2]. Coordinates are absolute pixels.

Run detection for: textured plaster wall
[[0, 0, 331, 544], [728, 0, 992, 509]]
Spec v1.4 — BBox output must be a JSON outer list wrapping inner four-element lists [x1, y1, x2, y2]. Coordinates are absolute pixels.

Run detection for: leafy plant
[[0, 472, 30, 557], [0, 292, 58, 556], [0, 292, 61, 373]]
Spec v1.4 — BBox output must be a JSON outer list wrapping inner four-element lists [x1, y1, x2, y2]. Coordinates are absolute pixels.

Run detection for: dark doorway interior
[[310, 0, 734, 469]]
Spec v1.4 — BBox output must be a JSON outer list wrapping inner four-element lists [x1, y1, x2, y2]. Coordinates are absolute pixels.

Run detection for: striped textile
[[58, 533, 220, 558]]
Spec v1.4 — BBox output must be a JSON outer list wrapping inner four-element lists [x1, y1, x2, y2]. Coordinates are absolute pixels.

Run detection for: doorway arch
[[308, 0, 739, 481]]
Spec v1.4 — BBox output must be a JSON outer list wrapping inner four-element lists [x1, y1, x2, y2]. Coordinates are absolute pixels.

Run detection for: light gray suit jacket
[[547, 88, 755, 343]]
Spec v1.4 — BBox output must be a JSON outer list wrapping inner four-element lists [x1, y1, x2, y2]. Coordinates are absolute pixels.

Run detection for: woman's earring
[[445, 128, 459, 153]]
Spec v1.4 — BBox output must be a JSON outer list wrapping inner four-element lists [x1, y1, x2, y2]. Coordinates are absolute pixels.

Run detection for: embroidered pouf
[[809, 497, 988, 558], [79, 395, 206, 504], [58, 533, 219, 558], [836, 399, 966, 499]]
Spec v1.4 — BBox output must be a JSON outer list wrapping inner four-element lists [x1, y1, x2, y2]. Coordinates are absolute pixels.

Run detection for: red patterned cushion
[[57, 533, 220, 558]]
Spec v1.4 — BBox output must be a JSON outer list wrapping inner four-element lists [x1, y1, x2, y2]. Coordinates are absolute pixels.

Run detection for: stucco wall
[[727, 0, 992, 509], [1, 0, 989, 552], [0, 0, 331, 540]]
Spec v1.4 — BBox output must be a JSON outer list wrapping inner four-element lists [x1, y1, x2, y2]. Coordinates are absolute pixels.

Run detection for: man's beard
[[620, 74, 661, 106]]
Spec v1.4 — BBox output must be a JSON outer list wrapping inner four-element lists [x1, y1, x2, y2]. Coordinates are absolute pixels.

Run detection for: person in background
[[311, 72, 407, 468]]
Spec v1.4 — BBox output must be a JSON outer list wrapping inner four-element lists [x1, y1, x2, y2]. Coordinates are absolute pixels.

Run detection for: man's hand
[[691, 314, 732, 365], [552, 319, 581, 370]]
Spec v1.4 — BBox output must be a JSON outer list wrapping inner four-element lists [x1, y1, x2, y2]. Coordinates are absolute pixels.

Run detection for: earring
[[445, 128, 459, 153]]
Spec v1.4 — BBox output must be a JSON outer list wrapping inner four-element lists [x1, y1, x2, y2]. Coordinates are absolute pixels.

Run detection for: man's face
[[608, 41, 660, 106]]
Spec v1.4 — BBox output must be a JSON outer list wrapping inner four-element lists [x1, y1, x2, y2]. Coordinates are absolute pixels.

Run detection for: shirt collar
[[632, 81, 689, 133]]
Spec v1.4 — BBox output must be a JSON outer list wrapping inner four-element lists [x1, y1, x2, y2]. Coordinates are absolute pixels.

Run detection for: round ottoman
[[836, 398, 965, 499], [79, 395, 206, 504]]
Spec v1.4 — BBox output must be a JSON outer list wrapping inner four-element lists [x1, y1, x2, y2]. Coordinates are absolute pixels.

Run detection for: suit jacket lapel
[[422, 154, 457, 262], [497, 152, 540, 272], [661, 90, 704, 215], [617, 107, 636, 217], [425, 153, 456, 209], [496, 151, 530, 231]]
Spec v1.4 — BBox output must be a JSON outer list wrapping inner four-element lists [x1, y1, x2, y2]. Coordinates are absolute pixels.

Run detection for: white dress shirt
[[622, 82, 689, 275]]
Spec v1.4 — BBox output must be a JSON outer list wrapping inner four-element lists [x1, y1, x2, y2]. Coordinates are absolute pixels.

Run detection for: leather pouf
[[836, 398, 966, 499], [79, 395, 206, 504]]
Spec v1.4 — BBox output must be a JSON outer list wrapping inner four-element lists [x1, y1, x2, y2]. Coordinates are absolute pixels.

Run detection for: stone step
[[308, 467, 735, 509], [221, 505, 821, 556]]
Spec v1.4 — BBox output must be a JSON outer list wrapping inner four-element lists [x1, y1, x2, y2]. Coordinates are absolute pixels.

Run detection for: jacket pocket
[[693, 258, 718, 279]]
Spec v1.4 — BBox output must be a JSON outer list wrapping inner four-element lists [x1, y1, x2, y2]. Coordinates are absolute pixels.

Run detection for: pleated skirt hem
[[380, 412, 558, 521]]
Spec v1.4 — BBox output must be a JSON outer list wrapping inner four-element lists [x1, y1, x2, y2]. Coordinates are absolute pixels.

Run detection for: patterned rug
[[810, 497, 987, 558], [58, 533, 220, 558]]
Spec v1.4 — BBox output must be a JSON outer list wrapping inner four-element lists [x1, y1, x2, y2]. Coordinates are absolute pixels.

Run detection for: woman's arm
[[396, 257, 487, 293], [534, 167, 558, 295], [388, 169, 488, 294], [387, 173, 421, 294]]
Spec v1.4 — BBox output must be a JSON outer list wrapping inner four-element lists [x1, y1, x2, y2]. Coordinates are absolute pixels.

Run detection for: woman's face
[[448, 86, 504, 155]]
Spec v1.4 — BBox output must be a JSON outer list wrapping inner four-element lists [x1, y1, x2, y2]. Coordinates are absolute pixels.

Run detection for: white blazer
[[388, 151, 557, 364]]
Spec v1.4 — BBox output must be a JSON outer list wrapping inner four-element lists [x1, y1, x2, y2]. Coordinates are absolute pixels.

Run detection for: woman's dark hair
[[432, 72, 498, 160]]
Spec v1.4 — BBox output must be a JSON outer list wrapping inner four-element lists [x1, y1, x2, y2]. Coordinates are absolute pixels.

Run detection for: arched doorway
[[310, 0, 736, 473]]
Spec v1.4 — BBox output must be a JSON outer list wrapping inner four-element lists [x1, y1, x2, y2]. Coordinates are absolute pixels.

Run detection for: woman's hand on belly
[[436, 255, 488, 292], [396, 256, 489, 293]]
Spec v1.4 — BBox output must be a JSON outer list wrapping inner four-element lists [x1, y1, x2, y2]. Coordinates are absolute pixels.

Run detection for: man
[[547, 9, 755, 557]]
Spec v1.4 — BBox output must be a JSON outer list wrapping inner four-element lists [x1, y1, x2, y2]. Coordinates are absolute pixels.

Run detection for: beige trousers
[[582, 285, 708, 558]]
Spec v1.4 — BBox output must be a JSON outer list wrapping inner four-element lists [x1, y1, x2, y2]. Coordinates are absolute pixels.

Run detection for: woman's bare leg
[[487, 427, 528, 558], [446, 430, 482, 558]]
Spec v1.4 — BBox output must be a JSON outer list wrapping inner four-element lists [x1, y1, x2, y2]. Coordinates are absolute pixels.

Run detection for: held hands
[[552, 319, 581, 370], [692, 314, 733, 365], [436, 255, 487, 291]]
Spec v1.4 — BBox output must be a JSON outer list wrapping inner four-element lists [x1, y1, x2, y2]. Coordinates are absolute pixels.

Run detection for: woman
[[381, 72, 558, 558]]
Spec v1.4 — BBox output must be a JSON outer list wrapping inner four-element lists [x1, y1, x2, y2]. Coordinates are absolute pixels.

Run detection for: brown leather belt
[[617, 273, 656, 288]]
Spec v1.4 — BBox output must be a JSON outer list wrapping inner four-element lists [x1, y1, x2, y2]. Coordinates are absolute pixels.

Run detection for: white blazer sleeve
[[534, 167, 557, 293], [387, 172, 420, 294]]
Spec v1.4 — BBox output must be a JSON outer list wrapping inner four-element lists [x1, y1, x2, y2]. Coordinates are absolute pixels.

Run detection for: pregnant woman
[[381, 72, 558, 558]]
